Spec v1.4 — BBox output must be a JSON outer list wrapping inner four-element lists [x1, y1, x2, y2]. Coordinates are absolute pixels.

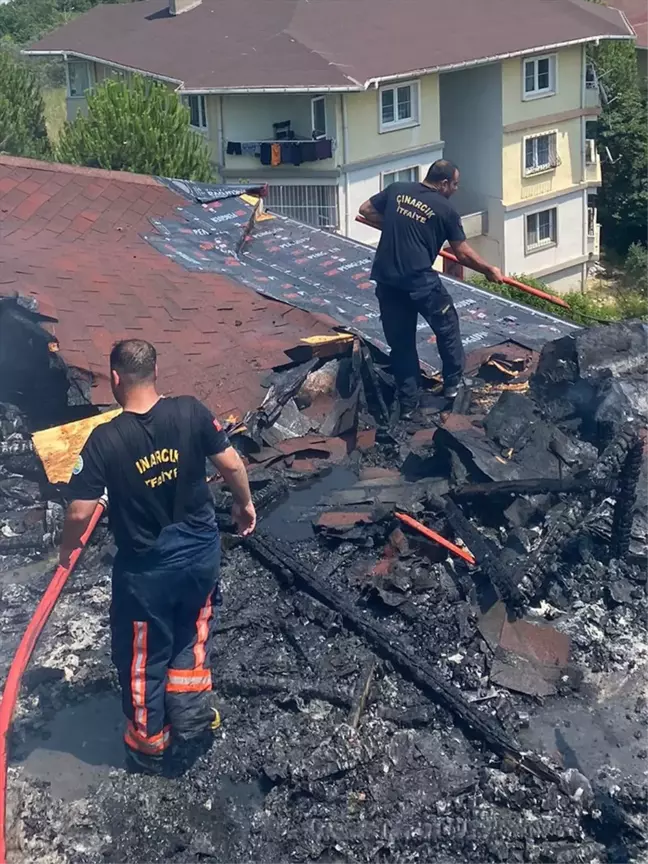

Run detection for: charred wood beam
[[588, 422, 642, 492], [245, 529, 561, 785], [610, 436, 644, 560], [214, 673, 352, 709], [452, 477, 593, 499], [443, 500, 526, 611], [347, 656, 377, 729], [360, 345, 390, 426]]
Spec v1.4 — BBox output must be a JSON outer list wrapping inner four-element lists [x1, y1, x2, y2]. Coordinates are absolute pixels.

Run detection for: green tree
[[0, 48, 51, 158], [589, 39, 648, 254], [624, 241, 648, 297], [56, 76, 214, 181]]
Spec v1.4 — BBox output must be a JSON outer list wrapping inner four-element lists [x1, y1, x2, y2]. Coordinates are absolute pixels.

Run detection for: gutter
[[23, 50, 183, 85]]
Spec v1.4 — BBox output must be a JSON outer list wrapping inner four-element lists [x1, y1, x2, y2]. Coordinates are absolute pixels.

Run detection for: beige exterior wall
[[501, 46, 583, 127], [344, 74, 441, 164], [502, 116, 583, 205]]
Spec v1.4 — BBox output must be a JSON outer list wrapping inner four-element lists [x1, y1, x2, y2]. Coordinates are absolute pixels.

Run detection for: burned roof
[[0, 156, 333, 424], [608, 0, 648, 48], [25, 0, 633, 90]]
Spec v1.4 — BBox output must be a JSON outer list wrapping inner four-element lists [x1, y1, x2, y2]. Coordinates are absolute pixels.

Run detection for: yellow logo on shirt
[[395, 194, 435, 224], [135, 449, 179, 488]]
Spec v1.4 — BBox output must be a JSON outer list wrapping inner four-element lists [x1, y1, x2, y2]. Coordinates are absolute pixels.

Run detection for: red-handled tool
[[355, 214, 571, 310], [0, 495, 107, 864], [395, 511, 476, 565]]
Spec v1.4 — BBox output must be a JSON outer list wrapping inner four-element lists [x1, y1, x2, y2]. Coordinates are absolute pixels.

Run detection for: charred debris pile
[[1, 321, 647, 864]]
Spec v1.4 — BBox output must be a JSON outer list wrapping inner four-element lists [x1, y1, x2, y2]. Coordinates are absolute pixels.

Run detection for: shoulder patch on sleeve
[[213, 418, 223, 432], [72, 454, 84, 476]]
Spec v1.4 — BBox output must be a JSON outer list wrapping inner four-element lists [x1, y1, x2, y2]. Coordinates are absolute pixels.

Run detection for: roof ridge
[[0, 155, 163, 186], [284, 3, 364, 87]]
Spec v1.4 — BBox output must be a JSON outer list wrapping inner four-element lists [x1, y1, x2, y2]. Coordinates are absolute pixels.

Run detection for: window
[[311, 96, 327, 138], [379, 81, 419, 132], [526, 207, 557, 251], [523, 131, 558, 175], [182, 94, 208, 131], [382, 166, 420, 188], [68, 61, 91, 97], [587, 195, 597, 237], [264, 184, 338, 229], [523, 55, 556, 99]]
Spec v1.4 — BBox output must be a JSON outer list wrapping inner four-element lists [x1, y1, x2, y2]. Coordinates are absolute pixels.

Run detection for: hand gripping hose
[[0, 497, 107, 864], [354, 215, 571, 310]]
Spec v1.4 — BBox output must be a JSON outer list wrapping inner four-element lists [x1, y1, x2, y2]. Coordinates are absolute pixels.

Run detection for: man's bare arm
[[358, 199, 384, 230], [210, 445, 256, 535], [59, 498, 101, 567], [449, 239, 503, 283]]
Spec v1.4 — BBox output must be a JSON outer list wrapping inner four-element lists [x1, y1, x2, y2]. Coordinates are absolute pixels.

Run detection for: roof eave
[[22, 49, 184, 86], [364, 33, 636, 88]]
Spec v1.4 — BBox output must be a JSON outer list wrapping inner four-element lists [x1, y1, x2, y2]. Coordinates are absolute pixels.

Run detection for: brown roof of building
[[0, 156, 333, 420], [26, 0, 633, 91], [607, 0, 648, 47]]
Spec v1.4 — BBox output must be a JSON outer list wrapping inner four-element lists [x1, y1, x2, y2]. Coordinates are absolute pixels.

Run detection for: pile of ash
[[2, 322, 647, 864]]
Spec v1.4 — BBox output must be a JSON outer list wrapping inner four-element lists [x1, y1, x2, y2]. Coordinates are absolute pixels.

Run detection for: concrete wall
[[542, 262, 586, 294], [501, 46, 583, 127], [344, 75, 441, 164], [503, 187, 586, 283], [343, 144, 444, 244]]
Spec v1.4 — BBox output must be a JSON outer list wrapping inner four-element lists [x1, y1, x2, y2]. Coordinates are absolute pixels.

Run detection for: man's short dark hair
[[425, 159, 459, 184], [110, 339, 157, 381]]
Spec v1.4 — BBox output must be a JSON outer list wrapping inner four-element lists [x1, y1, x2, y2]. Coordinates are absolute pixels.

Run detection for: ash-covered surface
[[2, 322, 648, 864]]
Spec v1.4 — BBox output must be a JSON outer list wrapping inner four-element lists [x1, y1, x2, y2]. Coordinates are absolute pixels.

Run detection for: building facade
[[30, 0, 632, 294]]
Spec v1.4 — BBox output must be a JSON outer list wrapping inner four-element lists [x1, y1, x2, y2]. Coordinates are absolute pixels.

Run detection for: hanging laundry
[[315, 138, 333, 160], [226, 142, 242, 156], [241, 142, 258, 156], [259, 143, 272, 166], [271, 143, 281, 167], [301, 141, 317, 163]]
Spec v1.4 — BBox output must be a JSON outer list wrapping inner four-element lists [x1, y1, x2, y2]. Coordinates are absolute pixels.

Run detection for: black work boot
[[125, 746, 164, 776]]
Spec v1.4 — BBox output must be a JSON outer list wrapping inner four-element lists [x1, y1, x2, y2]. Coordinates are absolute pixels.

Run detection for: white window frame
[[67, 60, 93, 98], [522, 129, 558, 176], [381, 166, 420, 189], [182, 94, 208, 132], [311, 96, 327, 138], [522, 54, 557, 100], [378, 80, 420, 133], [525, 206, 558, 253]]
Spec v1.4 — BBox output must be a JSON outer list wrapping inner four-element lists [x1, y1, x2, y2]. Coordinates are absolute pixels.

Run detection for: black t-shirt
[[369, 182, 466, 288], [68, 396, 230, 557]]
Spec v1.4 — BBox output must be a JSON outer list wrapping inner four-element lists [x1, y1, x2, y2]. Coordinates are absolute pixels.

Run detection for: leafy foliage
[[0, 48, 51, 158], [589, 39, 648, 255], [624, 242, 648, 297], [56, 76, 214, 181], [468, 272, 648, 324], [0, 0, 124, 45]]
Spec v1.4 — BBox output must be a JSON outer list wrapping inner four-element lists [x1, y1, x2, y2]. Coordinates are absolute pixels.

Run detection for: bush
[[0, 48, 51, 158], [468, 272, 648, 324], [624, 242, 648, 297], [56, 75, 214, 181]]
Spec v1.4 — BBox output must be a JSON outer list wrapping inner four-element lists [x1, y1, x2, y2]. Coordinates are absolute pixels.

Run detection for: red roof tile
[[0, 156, 333, 420]]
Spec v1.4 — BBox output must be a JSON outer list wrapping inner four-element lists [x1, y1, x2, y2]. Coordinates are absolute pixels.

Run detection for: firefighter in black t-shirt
[[359, 159, 503, 419], [61, 339, 257, 774]]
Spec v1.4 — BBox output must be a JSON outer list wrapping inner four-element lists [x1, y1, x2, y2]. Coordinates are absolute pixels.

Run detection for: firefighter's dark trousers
[[110, 521, 221, 771], [376, 275, 465, 412]]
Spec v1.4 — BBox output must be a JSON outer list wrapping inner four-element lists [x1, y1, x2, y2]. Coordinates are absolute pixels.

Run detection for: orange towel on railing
[[271, 143, 281, 166]]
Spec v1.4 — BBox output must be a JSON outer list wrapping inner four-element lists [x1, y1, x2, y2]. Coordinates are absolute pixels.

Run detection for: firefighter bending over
[[60, 339, 256, 774]]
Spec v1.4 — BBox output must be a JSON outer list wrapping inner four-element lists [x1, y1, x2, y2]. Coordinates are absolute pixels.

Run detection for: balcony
[[584, 80, 600, 110], [587, 206, 601, 256], [585, 139, 602, 185], [460, 209, 488, 240]]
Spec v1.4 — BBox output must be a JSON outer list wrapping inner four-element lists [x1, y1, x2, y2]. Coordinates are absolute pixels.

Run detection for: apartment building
[[26, 0, 634, 293]]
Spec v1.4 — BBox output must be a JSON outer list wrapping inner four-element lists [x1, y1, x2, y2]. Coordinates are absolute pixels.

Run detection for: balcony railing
[[265, 184, 339, 230], [585, 140, 602, 184]]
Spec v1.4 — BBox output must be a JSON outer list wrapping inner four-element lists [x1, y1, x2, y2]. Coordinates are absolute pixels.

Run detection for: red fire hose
[[0, 497, 107, 864], [355, 215, 571, 310]]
